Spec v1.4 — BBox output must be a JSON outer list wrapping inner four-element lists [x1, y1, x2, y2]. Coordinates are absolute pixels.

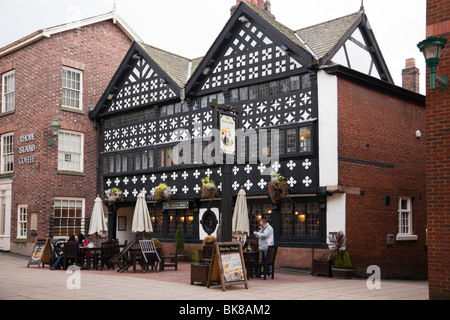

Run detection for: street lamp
[[48, 117, 61, 146], [417, 36, 448, 90]]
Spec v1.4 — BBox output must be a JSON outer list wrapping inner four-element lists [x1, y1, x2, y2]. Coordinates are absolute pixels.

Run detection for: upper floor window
[[2, 70, 15, 113], [1, 132, 14, 174], [58, 130, 84, 172], [62, 67, 83, 110]]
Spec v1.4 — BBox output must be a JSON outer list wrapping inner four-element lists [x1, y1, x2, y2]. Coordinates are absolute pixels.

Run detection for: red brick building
[[424, 0, 450, 299], [0, 11, 138, 254]]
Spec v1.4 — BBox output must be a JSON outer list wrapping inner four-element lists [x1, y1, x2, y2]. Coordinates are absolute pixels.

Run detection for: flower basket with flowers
[[268, 173, 290, 204], [151, 183, 174, 201], [201, 176, 219, 199], [104, 188, 125, 205]]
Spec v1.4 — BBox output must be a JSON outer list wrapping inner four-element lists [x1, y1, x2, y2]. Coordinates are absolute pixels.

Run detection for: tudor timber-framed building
[[90, 1, 427, 278]]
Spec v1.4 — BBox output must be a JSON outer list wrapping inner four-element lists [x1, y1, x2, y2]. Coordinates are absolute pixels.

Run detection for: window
[[53, 198, 84, 237], [287, 129, 297, 153], [0, 190, 6, 235], [249, 85, 259, 100], [62, 67, 82, 110], [17, 205, 27, 239], [398, 198, 412, 235], [290, 76, 301, 91], [299, 126, 312, 152], [278, 129, 285, 155], [159, 147, 172, 168], [58, 130, 83, 172], [2, 70, 15, 113], [1, 133, 14, 174], [239, 87, 248, 101], [280, 202, 320, 238], [135, 150, 153, 171], [270, 81, 279, 96], [114, 154, 128, 173]]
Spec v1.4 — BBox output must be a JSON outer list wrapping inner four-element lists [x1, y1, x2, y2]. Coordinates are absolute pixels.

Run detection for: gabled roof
[[296, 11, 364, 60], [0, 11, 142, 58], [90, 41, 201, 119]]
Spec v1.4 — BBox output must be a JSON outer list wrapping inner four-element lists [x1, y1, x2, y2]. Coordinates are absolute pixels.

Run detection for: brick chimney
[[402, 58, 420, 93], [231, 0, 274, 17]]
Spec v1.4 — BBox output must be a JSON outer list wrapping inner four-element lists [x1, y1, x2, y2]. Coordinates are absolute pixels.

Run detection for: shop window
[[53, 198, 84, 237], [1, 132, 14, 174], [150, 207, 164, 234], [280, 201, 320, 238], [58, 130, 83, 172], [2, 70, 15, 113], [62, 67, 82, 110], [299, 126, 312, 152]]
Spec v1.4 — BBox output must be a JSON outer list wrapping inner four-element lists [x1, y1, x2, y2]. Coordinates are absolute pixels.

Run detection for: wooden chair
[[252, 245, 278, 280], [160, 240, 180, 271], [139, 240, 161, 272], [63, 242, 79, 270], [199, 241, 214, 265], [100, 241, 119, 271], [110, 240, 135, 273]]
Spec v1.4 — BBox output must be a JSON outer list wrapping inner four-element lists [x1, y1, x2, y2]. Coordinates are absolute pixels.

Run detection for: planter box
[[312, 259, 331, 277], [331, 266, 354, 279]]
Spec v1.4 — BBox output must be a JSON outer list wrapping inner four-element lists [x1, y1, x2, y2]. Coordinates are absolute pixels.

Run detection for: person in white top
[[253, 219, 274, 275]]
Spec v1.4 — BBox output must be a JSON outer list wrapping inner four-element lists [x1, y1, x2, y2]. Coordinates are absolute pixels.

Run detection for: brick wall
[[425, 0, 450, 300], [0, 20, 132, 254], [337, 77, 427, 279]]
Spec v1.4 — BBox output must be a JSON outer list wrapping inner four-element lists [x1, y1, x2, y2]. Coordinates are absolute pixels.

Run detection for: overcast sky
[[0, 0, 426, 93]]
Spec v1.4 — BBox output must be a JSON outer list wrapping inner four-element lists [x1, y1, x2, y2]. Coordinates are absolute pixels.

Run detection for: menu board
[[27, 239, 52, 268], [207, 242, 248, 291]]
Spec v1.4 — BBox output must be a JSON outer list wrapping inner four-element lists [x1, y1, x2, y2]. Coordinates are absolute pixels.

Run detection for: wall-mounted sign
[[18, 133, 36, 165], [219, 112, 236, 155], [163, 201, 189, 210]]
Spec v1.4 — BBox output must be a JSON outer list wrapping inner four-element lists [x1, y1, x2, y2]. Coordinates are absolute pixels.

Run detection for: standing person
[[253, 219, 274, 275]]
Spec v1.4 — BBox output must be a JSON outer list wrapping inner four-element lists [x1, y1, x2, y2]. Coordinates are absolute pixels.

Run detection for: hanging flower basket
[[104, 188, 125, 205], [201, 177, 219, 199], [268, 174, 290, 204], [150, 183, 174, 201]]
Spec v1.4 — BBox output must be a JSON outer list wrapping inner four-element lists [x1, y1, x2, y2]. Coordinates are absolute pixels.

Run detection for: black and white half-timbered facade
[[90, 2, 395, 249]]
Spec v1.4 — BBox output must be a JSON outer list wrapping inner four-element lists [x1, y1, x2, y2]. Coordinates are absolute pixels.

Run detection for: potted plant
[[328, 231, 354, 279], [151, 183, 174, 201], [152, 238, 163, 257], [104, 188, 125, 205], [201, 177, 219, 199], [268, 173, 290, 204]]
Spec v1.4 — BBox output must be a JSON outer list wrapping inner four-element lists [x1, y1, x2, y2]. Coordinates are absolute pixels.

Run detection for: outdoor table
[[243, 250, 260, 279]]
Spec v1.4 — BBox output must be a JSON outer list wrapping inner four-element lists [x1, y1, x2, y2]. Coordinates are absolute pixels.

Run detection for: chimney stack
[[402, 58, 420, 93], [231, 0, 274, 17]]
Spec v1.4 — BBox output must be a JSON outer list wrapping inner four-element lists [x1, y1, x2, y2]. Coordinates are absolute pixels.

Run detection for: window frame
[[52, 198, 85, 237], [62, 67, 83, 111], [2, 70, 15, 113], [17, 205, 27, 239], [1, 132, 14, 174], [58, 130, 84, 173]]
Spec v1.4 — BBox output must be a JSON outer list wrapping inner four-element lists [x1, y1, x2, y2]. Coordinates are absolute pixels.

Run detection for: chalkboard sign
[[27, 239, 52, 268], [207, 242, 248, 291]]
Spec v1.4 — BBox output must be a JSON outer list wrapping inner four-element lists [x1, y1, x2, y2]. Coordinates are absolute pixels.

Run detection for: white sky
[[0, 0, 426, 93]]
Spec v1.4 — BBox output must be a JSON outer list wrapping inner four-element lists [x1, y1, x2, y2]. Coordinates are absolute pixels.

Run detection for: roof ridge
[[138, 41, 194, 62], [296, 11, 363, 32]]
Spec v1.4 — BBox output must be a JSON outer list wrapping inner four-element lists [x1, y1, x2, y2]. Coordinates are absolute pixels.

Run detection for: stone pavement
[[0, 252, 429, 301]]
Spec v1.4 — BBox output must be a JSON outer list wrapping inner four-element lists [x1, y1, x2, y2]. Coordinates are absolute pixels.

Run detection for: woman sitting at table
[[77, 233, 91, 267], [50, 234, 77, 270]]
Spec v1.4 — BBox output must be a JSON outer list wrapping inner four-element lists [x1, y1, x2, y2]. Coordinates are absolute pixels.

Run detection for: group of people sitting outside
[[49, 233, 91, 270]]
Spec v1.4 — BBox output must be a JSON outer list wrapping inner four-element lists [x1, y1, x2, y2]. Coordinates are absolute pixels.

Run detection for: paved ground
[[0, 251, 429, 302]]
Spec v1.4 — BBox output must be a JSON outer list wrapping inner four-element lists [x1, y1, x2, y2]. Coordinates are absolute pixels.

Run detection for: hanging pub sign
[[219, 112, 236, 156], [207, 242, 249, 291], [27, 238, 52, 268]]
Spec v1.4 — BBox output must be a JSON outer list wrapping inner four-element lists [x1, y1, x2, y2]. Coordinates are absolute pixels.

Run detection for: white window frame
[[1, 132, 14, 174], [58, 130, 84, 173], [17, 205, 27, 239], [62, 67, 83, 110], [396, 197, 418, 241], [2, 70, 15, 113], [53, 198, 85, 237]]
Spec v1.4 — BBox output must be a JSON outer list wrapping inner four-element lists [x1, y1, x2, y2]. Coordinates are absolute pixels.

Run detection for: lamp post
[[48, 117, 61, 146], [418, 36, 448, 90]]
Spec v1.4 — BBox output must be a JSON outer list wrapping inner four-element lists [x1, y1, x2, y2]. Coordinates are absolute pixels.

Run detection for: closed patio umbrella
[[89, 195, 108, 246], [232, 187, 250, 242], [132, 191, 153, 239]]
